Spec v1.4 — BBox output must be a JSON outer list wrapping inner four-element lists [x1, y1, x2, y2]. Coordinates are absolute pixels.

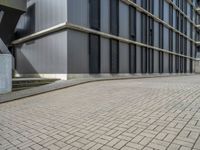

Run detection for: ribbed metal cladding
[[13, 0, 199, 77], [15, 0, 68, 75]]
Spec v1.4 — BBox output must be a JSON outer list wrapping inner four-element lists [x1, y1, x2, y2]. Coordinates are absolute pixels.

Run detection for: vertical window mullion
[[89, 0, 101, 74], [129, 5, 137, 74], [110, 0, 119, 74]]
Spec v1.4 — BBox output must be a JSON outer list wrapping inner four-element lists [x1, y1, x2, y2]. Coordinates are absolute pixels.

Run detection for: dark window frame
[[89, 0, 100, 31], [89, 34, 101, 74]]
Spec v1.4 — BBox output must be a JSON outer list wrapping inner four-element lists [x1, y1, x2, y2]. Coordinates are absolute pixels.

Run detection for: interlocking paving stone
[[1, 76, 200, 149]]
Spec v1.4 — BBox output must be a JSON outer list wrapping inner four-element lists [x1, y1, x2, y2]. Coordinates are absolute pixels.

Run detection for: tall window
[[141, 13, 147, 73], [184, 17, 187, 35], [190, 42, 193, 73], [89, 34, 100, 74], [148, 0, 154, 14], [148, 0, 154, 73], [180, 14, 184, 33], [129, 4, 137, 73], [141, 0, 147, 10], [89, 0, 100, 30], [175, 33, 180, 73], [159, 24, 164, 73], [148, 17, 154, 74], [184, 38, 187, 73], [169, 4, 173, 73], [190, 23, 193, 39], [110, 0, 119, 36], [159, 0, 164, 20], [176, 0, 180, 7], [169, 29, 173, 73], [183, 0, 187, 15], [176, 10, 179, 31], [89, 0, 100, 74], [159, 0, 164, 73], [180, 36, 184, 73], [191, 5, 193, 21], [110, 0, 119, 74]]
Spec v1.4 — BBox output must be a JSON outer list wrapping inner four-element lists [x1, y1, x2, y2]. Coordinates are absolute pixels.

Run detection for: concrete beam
[[0, 0, 26, 12]]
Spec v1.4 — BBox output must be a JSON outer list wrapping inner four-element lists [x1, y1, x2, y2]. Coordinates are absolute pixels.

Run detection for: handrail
[[12, 22, 196, 61]]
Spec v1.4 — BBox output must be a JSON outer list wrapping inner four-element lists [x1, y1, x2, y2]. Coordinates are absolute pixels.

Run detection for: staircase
[[0, 0, 26, 46], [0, 1, 61, 93], [12, 78, 59, 91], [0, 0, 27, 69]]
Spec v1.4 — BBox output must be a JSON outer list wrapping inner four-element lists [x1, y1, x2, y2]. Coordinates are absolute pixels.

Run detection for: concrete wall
[[0, 54, 12, 94]]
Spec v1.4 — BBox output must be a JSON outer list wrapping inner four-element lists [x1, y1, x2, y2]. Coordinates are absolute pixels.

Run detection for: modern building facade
[[11, 0, 200, 80]]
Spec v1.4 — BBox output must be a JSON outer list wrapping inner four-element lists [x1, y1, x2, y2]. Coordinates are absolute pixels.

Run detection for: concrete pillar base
[[0, 54, 12, 94]]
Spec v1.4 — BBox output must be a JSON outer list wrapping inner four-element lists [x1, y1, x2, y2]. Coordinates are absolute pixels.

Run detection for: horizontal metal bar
[[12, 22, 196, 61], [196, 8, 200, 11], [122, 0, 197, 45]]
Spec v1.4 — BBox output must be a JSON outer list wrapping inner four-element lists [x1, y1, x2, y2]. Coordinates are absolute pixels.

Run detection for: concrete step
[[12, 78, 59, 91]]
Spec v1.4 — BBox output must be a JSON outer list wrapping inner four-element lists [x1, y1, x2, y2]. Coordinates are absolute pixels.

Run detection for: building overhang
[[0, 0, 26, 12]]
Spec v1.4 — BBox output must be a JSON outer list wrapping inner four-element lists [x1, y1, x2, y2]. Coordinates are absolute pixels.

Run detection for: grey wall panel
[[136, 46, 141, 73], [193, 27, 195, 40], [187, 22, 190, 37], [67, 30, 89, 74], [119, 43, 129, 73], [101, 0, 110, 33], [16, 31, 68, 74], [136, 12, 141, 43], [154, 0, 159, 18], [187, 59, 190, 72], [119, 2, 129, 39], [173, 55, 175, 73], [154, 51, 159, 73], [164, 27, 169, 50], [136, 0, 141, 6], [193, 43, 196, 58], [163, 1, 169, 24], [68, 0, 89, 28], [173, 32, 176, 52], [164, 53, 169, 73], [101, 38, 110, 73], [154, 22, 159, 48], [187, 3, 190, 17], [15, 0, 195, 76], [173, 9, 176, 28], [17, 0, 67, 36], [187, 40, 190, 56]]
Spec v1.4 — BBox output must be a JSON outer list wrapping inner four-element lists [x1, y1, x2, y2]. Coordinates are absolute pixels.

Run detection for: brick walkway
[[1, 76, 200, 150]]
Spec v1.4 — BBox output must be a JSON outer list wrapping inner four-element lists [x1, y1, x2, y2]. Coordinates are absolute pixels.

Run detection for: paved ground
[[1, 76, 200, 150]]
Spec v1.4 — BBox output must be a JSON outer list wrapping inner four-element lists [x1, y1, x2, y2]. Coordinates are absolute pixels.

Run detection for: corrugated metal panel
[[119, 2, 129, 39], [101, 38, 110, 73], [67, 30, 89, 74], [68, 0, 89, 28], [101, 0, 109, 33], [16, 0, 67, 37], [119, 43, 129, 73], [16, 31, 68, 74]]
